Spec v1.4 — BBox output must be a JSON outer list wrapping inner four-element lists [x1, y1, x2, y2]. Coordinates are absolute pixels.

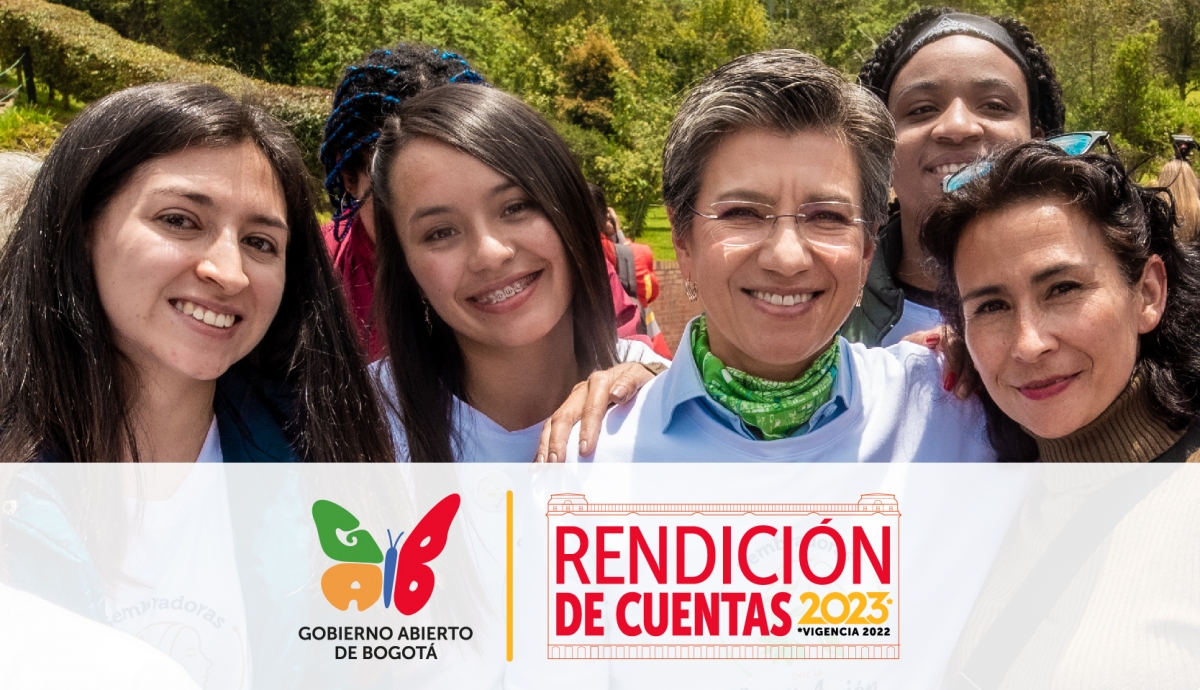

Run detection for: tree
[[1156, 0, 1200, 98], [160, 0, 320, 83], [1101, 22, 1199, 159]]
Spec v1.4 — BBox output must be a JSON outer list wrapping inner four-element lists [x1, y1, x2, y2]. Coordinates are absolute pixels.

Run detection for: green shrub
[[0, 0, 331, 175]]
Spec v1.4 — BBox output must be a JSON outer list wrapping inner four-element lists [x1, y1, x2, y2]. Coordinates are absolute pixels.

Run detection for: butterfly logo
[[312, 494, 461, 614]]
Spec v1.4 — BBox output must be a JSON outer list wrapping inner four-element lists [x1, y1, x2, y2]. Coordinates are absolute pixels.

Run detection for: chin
[[1007, 404, 1086, 440]]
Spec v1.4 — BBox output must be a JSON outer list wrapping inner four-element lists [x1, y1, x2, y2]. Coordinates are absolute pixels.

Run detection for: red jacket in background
[[601, 236, 659, 306], [601, 235, 671, 359], [322, 216, 383, 360]]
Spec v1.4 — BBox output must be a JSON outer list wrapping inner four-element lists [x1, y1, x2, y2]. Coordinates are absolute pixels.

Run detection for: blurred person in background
[[0, 152, 40, 248], [1153, 159, 1200, 247], [589, 182, 671, 358]]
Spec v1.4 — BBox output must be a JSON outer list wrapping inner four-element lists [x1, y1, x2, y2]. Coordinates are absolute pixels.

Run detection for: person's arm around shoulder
[[536, 341, 669, 463]]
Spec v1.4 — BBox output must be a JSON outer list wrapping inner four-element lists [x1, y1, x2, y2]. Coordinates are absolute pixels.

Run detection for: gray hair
[[0, 152, 40, 248], [662, 49, 895, 240]]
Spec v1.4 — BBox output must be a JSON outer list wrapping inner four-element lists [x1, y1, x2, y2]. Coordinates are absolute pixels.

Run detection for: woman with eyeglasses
[[843, 7, 1066, 347], [923, 141, 1200, 462], [570, 50, 994, 464]]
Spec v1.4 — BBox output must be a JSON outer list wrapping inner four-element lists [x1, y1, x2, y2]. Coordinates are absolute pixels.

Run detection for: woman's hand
[[903, 326, 979, 400], [536, 363, 657, 463]]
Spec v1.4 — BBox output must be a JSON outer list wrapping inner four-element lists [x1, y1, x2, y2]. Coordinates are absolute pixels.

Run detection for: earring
[[423, 298, 433, 334], [684, 280, 698, 302], [855, 286, 864, 308]]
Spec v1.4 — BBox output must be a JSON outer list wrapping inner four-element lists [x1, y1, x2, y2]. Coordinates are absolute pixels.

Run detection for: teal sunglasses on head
[[941, 131, 1115, 194]]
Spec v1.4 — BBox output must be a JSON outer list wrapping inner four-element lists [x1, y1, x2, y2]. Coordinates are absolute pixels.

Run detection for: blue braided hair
[[320, 43, 490, 235]]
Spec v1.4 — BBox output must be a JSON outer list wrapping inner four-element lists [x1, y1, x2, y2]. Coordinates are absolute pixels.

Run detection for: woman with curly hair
[[843, 7, 1066, 347], [923, 141, 1200, 462]]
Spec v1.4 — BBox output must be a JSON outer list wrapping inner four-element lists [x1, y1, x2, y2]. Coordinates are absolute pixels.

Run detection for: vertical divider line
[[506, 489, 514, 661]]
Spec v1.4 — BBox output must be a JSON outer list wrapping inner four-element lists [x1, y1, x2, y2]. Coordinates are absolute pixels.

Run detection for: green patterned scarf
[[690, 315, 839, 440]]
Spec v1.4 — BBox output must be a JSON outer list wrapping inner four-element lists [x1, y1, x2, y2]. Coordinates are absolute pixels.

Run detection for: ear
[[1136, 254, 1168, 334], [341, 168, 371, 200], [667, 206, 694, 278], [1032, 124, 1045, 139], [860, 230, 877, 286]]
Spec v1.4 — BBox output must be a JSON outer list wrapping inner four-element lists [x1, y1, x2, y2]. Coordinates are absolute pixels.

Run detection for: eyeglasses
[[688, 200, 870, 248], [941, 131, 1116, 193]]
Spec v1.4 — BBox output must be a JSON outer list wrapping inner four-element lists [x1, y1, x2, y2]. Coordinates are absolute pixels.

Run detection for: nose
[[1011, 308, 1055, 363], [466, 224, 517, 273], [932, 98, 984, 145], [756, 217, 815, 277], [195, 229, 251, 294]]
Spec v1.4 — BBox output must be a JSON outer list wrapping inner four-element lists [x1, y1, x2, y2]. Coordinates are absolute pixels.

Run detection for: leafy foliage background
[[4, 0, 1200, 225]]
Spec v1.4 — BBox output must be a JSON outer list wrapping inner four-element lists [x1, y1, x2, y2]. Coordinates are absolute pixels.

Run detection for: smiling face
[[91, 141, 289, 388], [676, 128, 874, 381], [889, 35, 1035, 224], [386, 136, 574, 354], [955, 198, 1167, 438]]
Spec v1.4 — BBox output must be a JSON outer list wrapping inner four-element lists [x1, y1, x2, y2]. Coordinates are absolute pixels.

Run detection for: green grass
[[0, 73, 85, 153], [627, 205, 675, 262]]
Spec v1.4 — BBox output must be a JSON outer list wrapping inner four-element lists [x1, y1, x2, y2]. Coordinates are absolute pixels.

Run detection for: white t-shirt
[[881, 298, 943, 346], [0, 582, 201, 689], [105, 421, 252, 690], [376, 339, 670, 463]]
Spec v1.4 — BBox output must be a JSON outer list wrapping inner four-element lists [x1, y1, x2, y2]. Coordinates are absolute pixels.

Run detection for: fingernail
[[579, 440, 589, 455], [943, 371, 958, 392], [611, 386, 627, 400], [925, 334, 941, 346], [548, 452, 558, 463], [536, 453, 545, 463]]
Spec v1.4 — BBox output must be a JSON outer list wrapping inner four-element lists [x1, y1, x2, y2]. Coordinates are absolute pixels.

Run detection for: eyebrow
[[150, 186, 287, 231], [893, 77, 1021, 100], [709, 189, 857, 207], [960, 262, 1078, 303], [410, 180, 522, 222], [411, 205, 453, 222], [490, 180, 519, 196], [150, 186, 214, 206], [1030, 262, 1076, 284]]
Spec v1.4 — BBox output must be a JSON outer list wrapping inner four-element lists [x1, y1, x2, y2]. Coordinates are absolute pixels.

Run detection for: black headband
[[881, 13, 1037, 119]]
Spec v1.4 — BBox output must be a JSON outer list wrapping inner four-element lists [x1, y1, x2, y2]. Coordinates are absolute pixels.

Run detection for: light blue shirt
[[567, 318, 996, 464]]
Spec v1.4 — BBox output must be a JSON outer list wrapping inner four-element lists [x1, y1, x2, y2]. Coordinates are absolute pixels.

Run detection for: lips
[[469, 271, 541, 306], [924, 152, 984, 176], [748, 289, 817, 307], [932, 162, 969, 175], [1017, 373, 1079, 401], [171, 299, 239, 329]]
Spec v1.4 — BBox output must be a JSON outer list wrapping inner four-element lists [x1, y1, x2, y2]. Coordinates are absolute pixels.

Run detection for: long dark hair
[[922, 142, 1200, 460], [371, 83, 618, 463], [0, 82, 391, 463]]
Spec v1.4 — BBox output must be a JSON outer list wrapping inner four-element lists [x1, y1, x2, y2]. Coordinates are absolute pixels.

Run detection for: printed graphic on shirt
[[105, 466, 249, 689]]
